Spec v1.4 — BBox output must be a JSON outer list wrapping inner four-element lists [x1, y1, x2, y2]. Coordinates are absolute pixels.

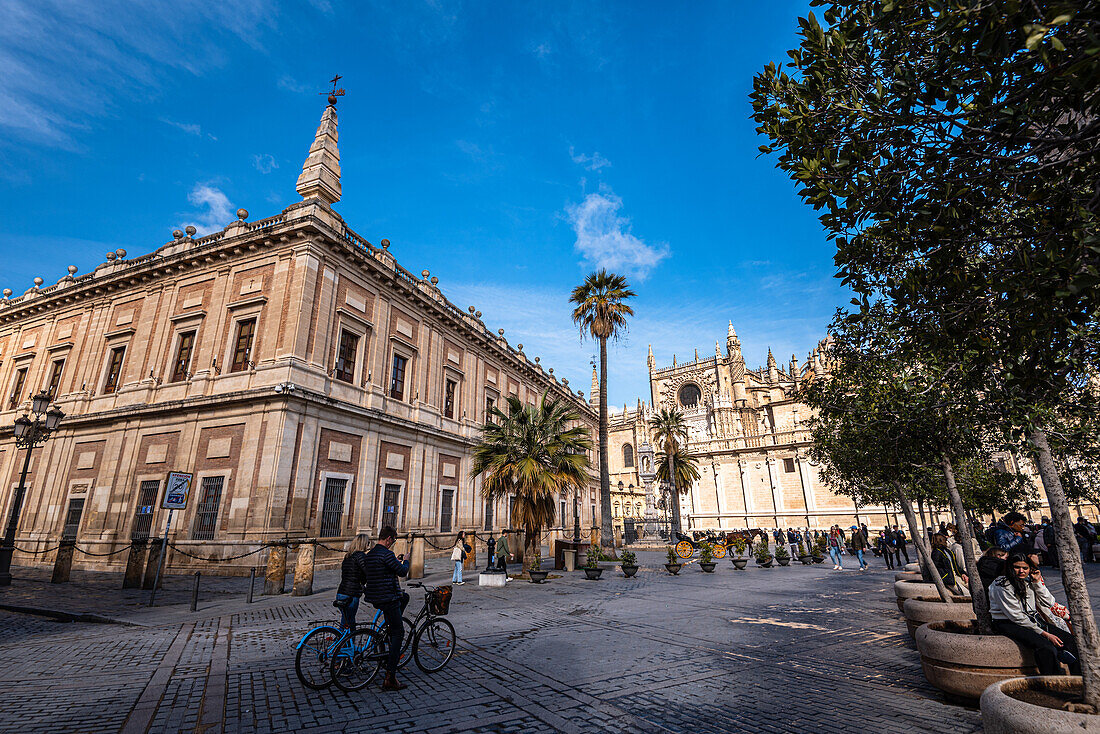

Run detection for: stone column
[[291, 541, 315, 597], [51, 540, 75, 584], [263, 543, 287, 595], [590, 526, 600, 550], [143, 538, 165, 590], [463, 535, 477, 571], [123, 539, 148, 589], [408, 535, 425, 579]]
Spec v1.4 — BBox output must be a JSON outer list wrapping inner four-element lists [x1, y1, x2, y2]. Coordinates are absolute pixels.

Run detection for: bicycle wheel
[[330, 628, 386, 692], [675, 541, 694, 559], [413, 618, 456, 673], [399, 616, 415, 668], [295, 625, 342, 690]]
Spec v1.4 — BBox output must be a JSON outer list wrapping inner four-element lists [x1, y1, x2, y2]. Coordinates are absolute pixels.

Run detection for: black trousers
[[993, 619, 1080, 676], [882, 549, 895, 569], [898, 542, 910, 563], [374, 592, 410, 673]]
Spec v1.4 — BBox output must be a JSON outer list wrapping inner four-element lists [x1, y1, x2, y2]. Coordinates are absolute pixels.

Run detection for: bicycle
[[328, 582, 456, 690], [294, 601, 415, 690]]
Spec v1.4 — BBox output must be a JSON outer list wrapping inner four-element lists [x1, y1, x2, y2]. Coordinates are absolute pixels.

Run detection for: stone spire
[[296, 103, 342, 205], [726, 320, 742, 359], [647, 344, 655, 371], [790, 354, 801, 390], [590, 365, 599, 408], [767, 348, 779, 383]]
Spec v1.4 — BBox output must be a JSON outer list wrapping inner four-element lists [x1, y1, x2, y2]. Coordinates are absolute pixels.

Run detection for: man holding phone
[[364, 525, 411, 690]]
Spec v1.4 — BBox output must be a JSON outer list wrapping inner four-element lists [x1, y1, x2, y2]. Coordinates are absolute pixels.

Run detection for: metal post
[[190, 571, 200, 612], [0, 445, 34, 586], [484, 532, 495, 572], [148, 509, 173, 607], [246, 567, 255, 604]]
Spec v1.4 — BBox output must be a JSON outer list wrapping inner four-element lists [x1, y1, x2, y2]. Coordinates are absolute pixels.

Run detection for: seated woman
[[988, 553, 1080, 676], [977, 546, 1007, 591], [931, 532, 967, 595]]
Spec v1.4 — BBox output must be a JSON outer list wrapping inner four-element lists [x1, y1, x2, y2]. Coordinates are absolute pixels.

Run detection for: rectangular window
[[560, 500, 566, 525], [131, 480, 161, 540], [319, 477, 347, 538], [334, 330, 359, 384], [389, 354, 407, 400], [9, 367, 28, 409], [381, 484, 401, 529], [46, 359, 65, 398], [103, 346, 126, 395], [171, 331, 196, 383], [783, 458, 796, 473], [484, 498, 494, 532], [591, 504, 597, 524], [62, 498, 86, 540], [230, 319, 256, 373], [509, 496, 517, 527], [443, 379, 456, 418], [191, 476, 225, 541], [440, 488, 454, 533], [485, 395, 495, 420]]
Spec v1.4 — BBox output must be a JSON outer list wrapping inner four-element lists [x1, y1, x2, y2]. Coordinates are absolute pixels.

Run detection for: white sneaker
[[505, 577, 512, 582]]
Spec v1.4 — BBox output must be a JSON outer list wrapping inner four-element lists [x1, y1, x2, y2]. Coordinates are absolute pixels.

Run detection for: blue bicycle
[[294, 602, 414, 690]]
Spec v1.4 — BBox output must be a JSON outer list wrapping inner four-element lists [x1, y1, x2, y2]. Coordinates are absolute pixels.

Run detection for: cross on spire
[[321, 75, 346, 106]]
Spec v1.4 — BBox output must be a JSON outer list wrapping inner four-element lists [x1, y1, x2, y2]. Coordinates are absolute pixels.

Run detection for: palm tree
[[470, 393, 592, 572], [650, 408, 691, 536], [570, 269, 636, 549]]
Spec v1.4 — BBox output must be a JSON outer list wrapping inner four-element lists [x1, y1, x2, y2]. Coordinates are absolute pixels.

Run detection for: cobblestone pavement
[[5, 553, 1098, 733]]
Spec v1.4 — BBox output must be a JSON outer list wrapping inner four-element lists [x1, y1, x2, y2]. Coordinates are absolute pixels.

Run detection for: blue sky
[[0, 0, 843, 409]]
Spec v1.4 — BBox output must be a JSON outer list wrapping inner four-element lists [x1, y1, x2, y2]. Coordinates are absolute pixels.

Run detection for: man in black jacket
[[892, 526, 910, 564], [364, 525, 411, 691]]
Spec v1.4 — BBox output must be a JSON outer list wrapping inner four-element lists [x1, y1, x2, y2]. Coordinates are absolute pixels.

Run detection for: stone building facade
[[0, 101, 597, 574]]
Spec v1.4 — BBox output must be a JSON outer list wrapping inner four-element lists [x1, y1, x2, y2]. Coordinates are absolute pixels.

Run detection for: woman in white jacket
[[450, 531, 470, 585], [988, 553, 1079, 676]]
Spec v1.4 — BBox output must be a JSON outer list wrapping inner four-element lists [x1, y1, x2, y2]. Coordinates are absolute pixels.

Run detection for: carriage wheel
[[675, 541, 694, 559], [712, 543, 727, 559]]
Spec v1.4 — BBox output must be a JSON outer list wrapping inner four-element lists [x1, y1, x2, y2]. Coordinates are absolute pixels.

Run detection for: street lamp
[[0, 390, 65, 586]]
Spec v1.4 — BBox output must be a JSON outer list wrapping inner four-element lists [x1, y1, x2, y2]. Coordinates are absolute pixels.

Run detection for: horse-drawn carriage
[[673, 530, 728, 559]]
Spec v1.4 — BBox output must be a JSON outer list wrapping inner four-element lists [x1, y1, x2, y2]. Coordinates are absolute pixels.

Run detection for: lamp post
[[0, 390, 64, 586]]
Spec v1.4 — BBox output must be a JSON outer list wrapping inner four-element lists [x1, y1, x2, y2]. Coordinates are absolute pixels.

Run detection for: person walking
[[333, 533, 373, 630], [1073, 517, 1096, 563], [877, 530, 894, 569], [495, 530, 513, 581], [827, 526, 844, 570], [450, 531, 470, 585], [364, 525, 411, 691], [849, 525, 869, 570], [989, 554, 1080, 676], [893, 526, 910, 564]]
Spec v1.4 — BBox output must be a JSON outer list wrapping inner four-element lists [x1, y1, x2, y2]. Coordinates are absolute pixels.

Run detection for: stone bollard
[[51, 539, 76, 583], [408, 535, 425, 579], [463, 535, 477, 571], [264, 543, 287, 595], [291, 541, 315, 597], [123, 539, 148, 589], [143, 538, 165, 590]]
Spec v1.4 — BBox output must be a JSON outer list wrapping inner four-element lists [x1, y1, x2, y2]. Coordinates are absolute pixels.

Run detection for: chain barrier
[[73, 544, 133, 557], [165, 542, 265, 563], [12, 544, 60, 555], [422, 535, 455, 551], [314, 541, 345, 553]]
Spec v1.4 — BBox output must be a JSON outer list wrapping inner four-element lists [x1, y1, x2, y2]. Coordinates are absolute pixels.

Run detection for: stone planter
[[756, 558, 773, 568], [620, 564, 638, 578], [895, 571, 923, 582], [664, 563, 682, 575], [904, 562, 920, 573], [812, 554, 825, 564], [798, 555, 813, 565], [902, 595, 974, 638], [915, 620, 1038, 700], [981, 676, 1097, 733], [776, 557, 791, 566], [731, 558, 748, 570], [583, 567, 603, 580], [528, 570, 549, 583], [699, 562, 716, 573], [894, 580, 967, 612]]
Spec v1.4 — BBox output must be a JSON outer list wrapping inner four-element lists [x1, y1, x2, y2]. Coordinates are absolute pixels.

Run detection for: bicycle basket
[[429, 585, 452, 615]]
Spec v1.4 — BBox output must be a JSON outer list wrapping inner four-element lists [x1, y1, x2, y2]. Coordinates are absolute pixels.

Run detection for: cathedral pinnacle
[[647, 344, 655, 371], [296, 82, 343, 205]]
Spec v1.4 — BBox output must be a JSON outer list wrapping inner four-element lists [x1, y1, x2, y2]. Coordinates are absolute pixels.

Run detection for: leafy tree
[[470, 393, 592, 572], [649, 408, 691, 536], [570, 269, 636, 550], [755, 1, 1100, 706]]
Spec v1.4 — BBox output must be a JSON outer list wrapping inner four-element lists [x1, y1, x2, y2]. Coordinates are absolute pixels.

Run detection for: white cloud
[[161, 118, 203, 136], [533, 42, 552, 59], [252, 153, 278, 173], [566, 187, 669, 281], [569, 146, 611, 171], [183, 184, 234, 235]]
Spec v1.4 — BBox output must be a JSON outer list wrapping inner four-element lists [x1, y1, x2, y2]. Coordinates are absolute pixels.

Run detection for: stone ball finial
[[172, 229, 184, 240], [517, 343, 523, 350], [498, 329, 504, 336], [185, 225, 197, 236], [2, 288, 11, 298], [421, 269, 430, 279], [468, 306, 475, 313], [430, 276, 438, 286], [562, 378, 569, 386], [67, 265, 78, 275], [578, 391, 584, 398], [380, 239, 390, 250], [33, 277, 44, 287], [534, 356, 540, 363], [115, 248, 126, 259], [328, 94, 338, 106], [548, 368, 554, 375], [106, 252, 116, 261], [475, 311, 481, 318], [237, 208, 248, 221]]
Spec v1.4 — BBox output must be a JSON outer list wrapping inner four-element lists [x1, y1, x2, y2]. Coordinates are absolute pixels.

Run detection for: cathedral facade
[[605, 323, 900, 533]]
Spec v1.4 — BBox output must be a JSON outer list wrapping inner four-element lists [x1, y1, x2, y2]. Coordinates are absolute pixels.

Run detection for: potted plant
[[527, 549, 549, 583], [620, 550, 639, 578], [729, 536, 749, 570], [796, 538, 813, 564], [581, 544, 603, 580], [774, 543, 791, 566], [754, 540, 773, 568], [698, 542, 716, 573], [812, 535, 827, 563], [664, 546, 682, 575]]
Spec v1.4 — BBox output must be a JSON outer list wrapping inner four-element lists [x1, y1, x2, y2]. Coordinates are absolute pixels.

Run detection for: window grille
[[381, 484, 400, 529], [319, 477, 347, 537], [62, 498, 85, 540], [192, 476, 224, 540], [440, 488, 454, 533], [131, 480, 160, 540]]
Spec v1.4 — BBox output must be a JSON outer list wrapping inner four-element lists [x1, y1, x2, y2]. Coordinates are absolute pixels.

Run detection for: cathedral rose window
[[678, 383, 701, 408]]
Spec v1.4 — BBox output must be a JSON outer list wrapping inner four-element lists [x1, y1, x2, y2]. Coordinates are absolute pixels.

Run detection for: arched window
[[622, 443, 634, 468], [613, 502, 620, 518], [635, 503, 642, 516], [678, 383, 701, 408]]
